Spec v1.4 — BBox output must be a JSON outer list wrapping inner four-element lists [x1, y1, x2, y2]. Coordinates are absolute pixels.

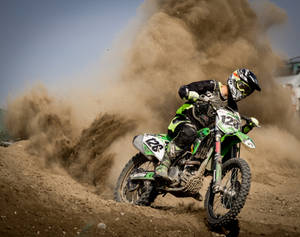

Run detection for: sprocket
[[183, 175, 203, 195]]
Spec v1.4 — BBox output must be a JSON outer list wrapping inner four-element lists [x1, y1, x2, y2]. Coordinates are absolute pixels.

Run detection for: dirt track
[[0, 141, 299, 237]]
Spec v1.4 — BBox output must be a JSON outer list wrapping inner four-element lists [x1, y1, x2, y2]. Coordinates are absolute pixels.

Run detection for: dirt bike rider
[[155, 69, 261, 182]]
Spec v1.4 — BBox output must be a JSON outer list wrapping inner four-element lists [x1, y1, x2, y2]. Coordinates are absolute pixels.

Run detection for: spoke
[[223, 168, 235, 191], [212, 165, 243, 216], [122, 160, 155, 203], [213, 194, 223, 214], [223, 173, 231, 190], [232, 168, 238, 182], [228, 189, 233, 210], [227, 169, 238, 208]]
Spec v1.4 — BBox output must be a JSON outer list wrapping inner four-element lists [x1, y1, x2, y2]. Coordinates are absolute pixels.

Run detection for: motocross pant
[[167, 116, 198, 159], [155, 116, 198, 178]]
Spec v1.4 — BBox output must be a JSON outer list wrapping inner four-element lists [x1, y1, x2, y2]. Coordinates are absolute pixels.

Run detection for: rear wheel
[[114, 153, 158, 206], [205, 158, 251, 227]]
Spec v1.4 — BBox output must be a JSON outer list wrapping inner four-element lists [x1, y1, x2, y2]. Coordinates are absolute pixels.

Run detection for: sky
[[0, 0, 144, 107], [0, 0, 299, 107], [265, 0, 300, 59]]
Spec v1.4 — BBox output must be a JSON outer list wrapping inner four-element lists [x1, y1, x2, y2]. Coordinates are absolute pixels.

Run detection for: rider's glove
[[242, 117, 260, 134], [178, 86, 200, 102], [188, 91, 200, 101], [249, 117, 260, 128]]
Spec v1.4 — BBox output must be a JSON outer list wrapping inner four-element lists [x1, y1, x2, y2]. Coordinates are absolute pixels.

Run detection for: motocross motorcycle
[[114, 105, 259, 227]]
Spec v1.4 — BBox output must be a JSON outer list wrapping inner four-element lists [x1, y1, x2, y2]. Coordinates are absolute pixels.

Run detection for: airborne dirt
[[1, 0, 300, 236]]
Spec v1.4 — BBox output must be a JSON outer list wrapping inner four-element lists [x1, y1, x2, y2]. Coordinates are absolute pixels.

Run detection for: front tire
[[204, 158, 251, 227], [114, 153, 158, 206]]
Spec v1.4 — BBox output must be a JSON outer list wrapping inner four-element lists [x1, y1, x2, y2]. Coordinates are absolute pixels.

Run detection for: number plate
[[143, 134, 165, 161], [217, 109, 241, 134]]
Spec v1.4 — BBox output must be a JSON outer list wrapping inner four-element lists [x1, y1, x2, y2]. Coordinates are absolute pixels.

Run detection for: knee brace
[[173, 123, 197, 149]]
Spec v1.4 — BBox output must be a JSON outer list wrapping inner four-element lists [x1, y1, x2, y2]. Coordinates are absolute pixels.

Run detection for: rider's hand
[[178, 86, 200, 102], [249, 117, 260, 128], [242, 116, 260, 134], [188, 91, 200, 101]]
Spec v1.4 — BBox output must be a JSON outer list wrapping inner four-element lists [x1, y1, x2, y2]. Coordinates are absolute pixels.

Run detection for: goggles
[[236, 80, 254, 96]]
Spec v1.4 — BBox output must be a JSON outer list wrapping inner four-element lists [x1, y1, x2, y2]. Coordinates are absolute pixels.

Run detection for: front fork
[[212, 132, 241, 193], [213, 131, 223, 193]]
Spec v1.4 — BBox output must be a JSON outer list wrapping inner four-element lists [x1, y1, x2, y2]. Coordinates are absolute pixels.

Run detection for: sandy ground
[[0, 141, 300, 237]]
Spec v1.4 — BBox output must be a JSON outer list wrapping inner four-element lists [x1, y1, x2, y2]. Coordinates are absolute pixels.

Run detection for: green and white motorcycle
[[114, 106, 259, 227]]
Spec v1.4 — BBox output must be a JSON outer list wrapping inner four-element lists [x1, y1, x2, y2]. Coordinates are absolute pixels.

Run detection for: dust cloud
[[5, 0, 300, 192]]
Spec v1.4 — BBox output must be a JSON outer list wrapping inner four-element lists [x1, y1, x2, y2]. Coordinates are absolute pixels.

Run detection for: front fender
[[222, 131, 255, 149], [234, 131, 256, 149]]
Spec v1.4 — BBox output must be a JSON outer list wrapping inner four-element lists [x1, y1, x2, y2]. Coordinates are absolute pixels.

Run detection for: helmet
[[227, 68, 261, 102]]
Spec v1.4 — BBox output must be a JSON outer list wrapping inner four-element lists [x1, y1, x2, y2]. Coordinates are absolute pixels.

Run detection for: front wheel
[[204, 158, 251, 227], [114, 153, 158, 206]]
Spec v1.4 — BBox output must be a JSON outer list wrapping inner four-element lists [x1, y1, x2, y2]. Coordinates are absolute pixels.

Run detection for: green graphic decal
[[143, 144, 154, 155], [131, 172, 155, 180], [197, 127, 210, 138], [176, 103, 193, 115], [158, 134, 172, 142], [168, 117, 187, 133], [145, 172, 155, 179]]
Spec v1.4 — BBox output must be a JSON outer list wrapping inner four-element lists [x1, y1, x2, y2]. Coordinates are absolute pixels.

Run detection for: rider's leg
[[154, 141, 180, 180], [173, 123, 198, 149], [154, 152, 172, 180], [155, 116, 186, 180], [155, 122, 197, 180]]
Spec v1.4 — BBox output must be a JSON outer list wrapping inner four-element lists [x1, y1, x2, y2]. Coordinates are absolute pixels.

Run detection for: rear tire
[[204, 158, 251, 227], [114, 153, 158, 205]]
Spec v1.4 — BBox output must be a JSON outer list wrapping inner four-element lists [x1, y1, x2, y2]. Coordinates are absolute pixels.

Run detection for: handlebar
[[241, 115, 251, 122]]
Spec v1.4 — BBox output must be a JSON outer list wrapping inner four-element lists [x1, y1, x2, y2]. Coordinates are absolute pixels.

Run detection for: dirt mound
[[1, 142, 300, 236], [64, 114, 135, 189], [0, 142, 211, 237]]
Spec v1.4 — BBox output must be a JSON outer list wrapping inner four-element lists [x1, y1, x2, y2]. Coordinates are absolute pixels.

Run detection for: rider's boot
[[155, 154, 171, 181], [155, 141, 182, 182]]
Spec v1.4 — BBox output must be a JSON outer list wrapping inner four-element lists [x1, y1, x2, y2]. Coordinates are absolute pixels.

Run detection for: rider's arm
[[178, 80, 217, 102]]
